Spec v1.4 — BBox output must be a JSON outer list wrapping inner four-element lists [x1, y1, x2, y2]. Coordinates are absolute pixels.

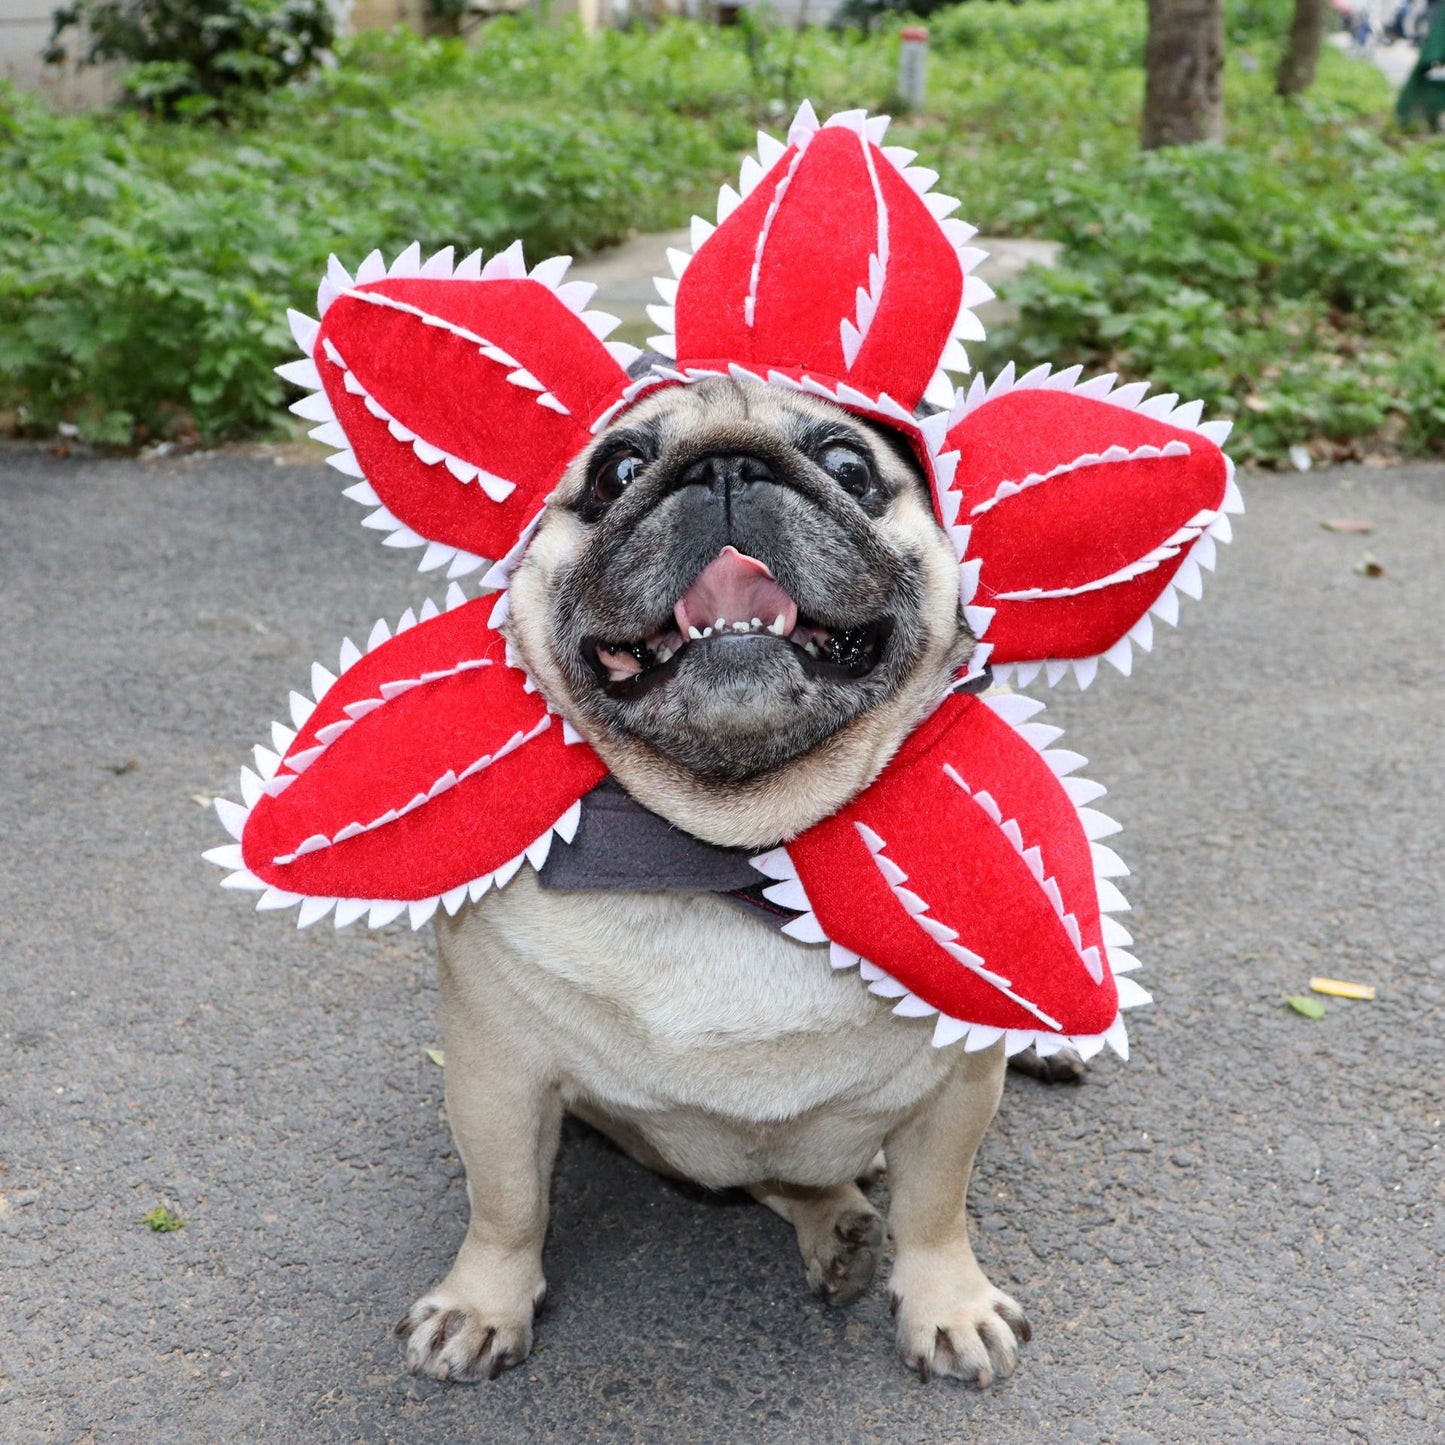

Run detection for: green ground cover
[[2, 0, 1441, 460]]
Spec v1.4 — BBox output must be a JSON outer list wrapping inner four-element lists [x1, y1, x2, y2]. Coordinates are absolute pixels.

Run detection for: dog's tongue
[[674, 546, 799, 637]]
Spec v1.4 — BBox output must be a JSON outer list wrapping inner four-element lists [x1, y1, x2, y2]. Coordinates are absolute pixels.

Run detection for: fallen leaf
[[1309, 977, 1376, 1001], [140, 1205, 186, 1233], [1321, 519, 1375, 534], [189, 793, 214, 807], [105, 759, 138, 775], [1353, 551, 1384, 577], [1285, 995, 1326, 1020], [425, 1049, 445, 1068]]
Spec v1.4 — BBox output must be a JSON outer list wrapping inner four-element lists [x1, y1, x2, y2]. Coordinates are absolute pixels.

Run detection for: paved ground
[[1, 443, 1442, 1444]]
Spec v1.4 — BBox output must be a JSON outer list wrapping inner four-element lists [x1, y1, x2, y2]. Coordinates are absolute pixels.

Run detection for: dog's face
[[507, 379, 973, 845]]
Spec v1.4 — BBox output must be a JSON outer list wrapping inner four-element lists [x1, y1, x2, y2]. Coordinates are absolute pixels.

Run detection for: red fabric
[[674, 128, 962, 413], [241, 607, 606, 899], [789, 695, 1118, 1036], [945, 389, 1228, 663], [316, 278, 630, 562]]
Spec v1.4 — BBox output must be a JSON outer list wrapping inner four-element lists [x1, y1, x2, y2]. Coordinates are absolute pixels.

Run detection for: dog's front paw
[[890, 1264, 1030, 1387], [396, 1285, 541, 1383]]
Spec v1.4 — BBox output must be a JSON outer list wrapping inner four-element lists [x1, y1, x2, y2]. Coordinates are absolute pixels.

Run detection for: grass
[[1, 0, 1441, 461]]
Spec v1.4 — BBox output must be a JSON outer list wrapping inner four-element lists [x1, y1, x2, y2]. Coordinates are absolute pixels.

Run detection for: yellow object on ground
[[1309, 978, 1377, 1001]]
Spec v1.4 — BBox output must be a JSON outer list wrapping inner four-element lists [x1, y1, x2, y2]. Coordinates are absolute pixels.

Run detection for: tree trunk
[[1141, 0, 1226, 149], [1275, 0, 1330, 95]]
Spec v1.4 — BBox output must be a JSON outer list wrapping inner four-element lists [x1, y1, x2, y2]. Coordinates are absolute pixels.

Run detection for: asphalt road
[[1, 443, 1442, 1444]]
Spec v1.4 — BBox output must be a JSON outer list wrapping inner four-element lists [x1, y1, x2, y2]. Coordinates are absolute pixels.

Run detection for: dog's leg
[[749, 1180, 884, 1307], [396, 956, 558, 1383], [884, 1043, 1030, 1387]]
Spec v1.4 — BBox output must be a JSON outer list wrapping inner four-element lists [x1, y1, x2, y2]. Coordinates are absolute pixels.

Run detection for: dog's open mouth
[[583, 546, 890, 695]]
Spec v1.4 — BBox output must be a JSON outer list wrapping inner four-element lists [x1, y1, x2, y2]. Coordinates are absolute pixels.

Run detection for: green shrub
[[46, 0, 335, 119]]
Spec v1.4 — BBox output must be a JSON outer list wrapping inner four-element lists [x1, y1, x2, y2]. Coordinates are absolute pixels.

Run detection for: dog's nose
[[679, 453, 776, 493]]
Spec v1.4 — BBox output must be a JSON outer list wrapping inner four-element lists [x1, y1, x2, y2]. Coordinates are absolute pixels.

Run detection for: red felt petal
[[945, 385, 1229, 664], [788, 695, 1120, 1038], [674, 124, 964, 413], [241, 602, 605, 900], [312, 273, 630, 562]]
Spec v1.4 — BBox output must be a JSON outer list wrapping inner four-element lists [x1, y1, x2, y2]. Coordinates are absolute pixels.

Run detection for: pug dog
[[394, 375, 1035, 1388]]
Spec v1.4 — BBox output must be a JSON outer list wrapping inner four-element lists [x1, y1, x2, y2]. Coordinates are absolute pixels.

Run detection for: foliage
[[140, 1204, 185, 1231], [3, 2, 1443, 461], [46, 0, 335, 119]]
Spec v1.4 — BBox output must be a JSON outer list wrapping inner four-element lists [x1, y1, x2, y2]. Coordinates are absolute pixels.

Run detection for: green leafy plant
[[46, 0, 335, 119]]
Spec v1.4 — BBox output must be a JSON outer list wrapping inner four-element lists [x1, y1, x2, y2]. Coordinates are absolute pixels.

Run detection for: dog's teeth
[[732, 621, 749, 633], [688, 626, 702, 640], [714, 617, 727, 631], [804, 640, 820, 657], [655, 644, 674, 664], [750, 617, 762, 630], [702, 626, 714, 638], [770, 614, 788, 635]]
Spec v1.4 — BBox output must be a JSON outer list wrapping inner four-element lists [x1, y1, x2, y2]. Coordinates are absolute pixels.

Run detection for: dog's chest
[[439, 875, 953, 1181]]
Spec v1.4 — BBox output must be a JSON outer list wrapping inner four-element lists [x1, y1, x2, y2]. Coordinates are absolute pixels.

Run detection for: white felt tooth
[[437, 884, 468, 918], [322, 255, 353, 297], [528, 254, 572, 288], [1062, 913, 1083, 950], [413, 438, 448, 467], [276, 358, 323, 389], [1078, 807, 1122, 840], [824, 106, 867, 133], [1135, 392, 1177, 419], [1195, 418, 1232, 446], [1210, 512, 1234, 545], [1003, 1030, 1035, 1058], [407, 897, 440, 929], [1073, 1032, 1107, 1061], [383, 242, 420, 278], [752, 132, 785, 173], [325, 451, 365, 479], [923, 192, 961, 219], [1115, 976, 1152, 1009], [892, 887, 929, 917], [1104, 380, 1148, 410], [829, 943, 861, 971], [932, 1014, 971, 1048], [916, 915, 959, 945], [308, 420, 348, 449], [1000, 819, 1025, 853], [1169, 398, 1204, 429], [1103, 1017, 1131, 1060], [1021, 845, 1045, 882], [781, 913, 829, 944], [342, 480, 381, 507], [739, 155, 764, 196], [333, 898, 370, 930], [288, 689, 315, 729], [450, 248, 483, 281], [365, 899, 405, 928], [903, 165, 939, 194], [1195, 533, 1218, 571], [1101, 916, 1134, 948], [924, 370, 957, 409], [839, 319, 863, 369], [1150, 584, 1180, 627], [256, 886, 302, 911], [238, 766, 264, 809], [332, 638, 360, 676], [1097, 878, 1131, 913], [296, 895, 336, 929], [1102, 635, 1134, 676], [311, 662, 336, 702], [353, 248, 386, 285], [290, 391, 336, 423], [443, 456, 479, 485], [971, 790, 1003, 824], [1175, 555, 1205, 600], [941, 219, 979, 251], [362, 619, 391, 655], [875, 856, 909, 888], [855, 286, 877, 332], [220, 870, 264, 892], [332, 821, 366, 842], [1109, 949, 1142, 975], [285, 744, 324, 773], [1033, 1035, 1065, 1058], [396, 608, 418, 633], [1041, 877, 1065, 915], [958, 557, 983, 604], [653, 275, 680, 307], [854, 823, 886, 854], [440, 583, 467, 613], [1062, 776, 1107, 807], [561, 718, 586, 746], [554, 799, 583, 845], [788, 98, 820, 141], [1072, 655, 1100, 690], [868, 976, 910, 1000], [554, 281, 597, 315], [492, 240, 528, 278], [1128, 612, 1155, 652], [646, 305, 677, 335], [1011, 660, 1041, 687], [647, 334, 678, 359], [1016, 723, 1065, 752], [447, 551, 486, 580], [751, 847, 798, 881], [1042, 659, 1069, 687], [1073, 371, 1116, 400], [1043, 748, 1086, 777], [716, 184, 743, 223], [883, 144, 919, 169], [418, 540, 454, 573], [893, 993, 939, 1019], [525, 829, 554, 872], [939, 337, 972, 373], [763, 879, 812, 911], [690, 215, 717, 250], [270, 722, 297, 757], [253, 745, 282, 782], [858, 960, 887, 982], [660, 250, 692, 287], [204, 842, 245, 869], [1091, 844, 1130, 878], [982, 693, 1046, 726], [287, 309, 319, 355], [466, 875, 493, 904]]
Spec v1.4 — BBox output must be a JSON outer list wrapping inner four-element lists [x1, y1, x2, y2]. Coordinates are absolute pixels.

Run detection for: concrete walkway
[[1, 445, 1442, 1442], [571, 230, 1060, 344]]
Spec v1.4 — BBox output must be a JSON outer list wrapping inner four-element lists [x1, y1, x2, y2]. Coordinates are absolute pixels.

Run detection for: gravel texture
[[1, 443, 1441, 1443]]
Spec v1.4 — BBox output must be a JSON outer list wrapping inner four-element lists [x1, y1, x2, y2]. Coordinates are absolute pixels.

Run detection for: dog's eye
[[818, 444, 873, 499], [590, 451, 646, 506]]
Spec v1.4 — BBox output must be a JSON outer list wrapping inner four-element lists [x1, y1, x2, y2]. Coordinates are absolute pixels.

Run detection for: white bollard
[[899, 25, 928, 112]]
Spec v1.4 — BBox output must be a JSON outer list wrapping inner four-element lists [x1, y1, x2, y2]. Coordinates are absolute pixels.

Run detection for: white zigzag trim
[[969, 439, 1193, 517], [645, 101, 989, 409], [745, 693, 1148, 1058], [944, 361, 1241, 689]]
